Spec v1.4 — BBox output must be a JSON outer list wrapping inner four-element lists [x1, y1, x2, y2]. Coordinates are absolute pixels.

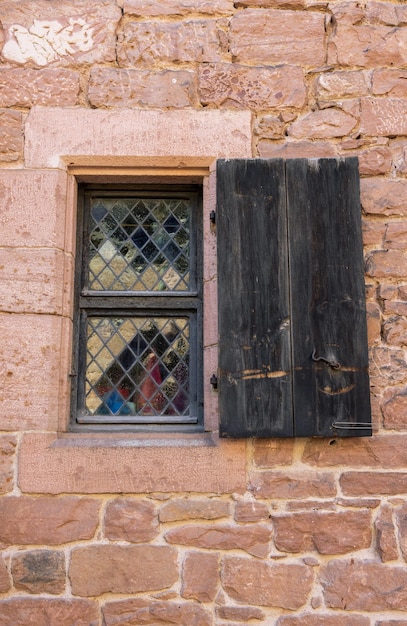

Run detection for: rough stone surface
[[221, 557, 313, 609], [372, 69, 407, 97], [88, 68, 198, 109], [0, 496, 100, 545], [277, 616, 369, 626], [253, 438, 295, 466], [230, 9, 326, 65], [0, 69, 79, 107], [0, 599, 98, 626], [329, 25, 407, 68], [272, 511, 371, 554], [361, 178, 407, 216], [303, 435, 407, 469], [124, 0, 233, 15], [0, 110, 23, 162], [366, 250, 407, 278], [0, 0, 120, 66], [321, 560, 407, 610], [159, 498, 230, 522], [385, 222, 407, 250], [375, 504, 398, 562], [181, 551, 219, 602], [234, 501, 269, 522], [0, 559, 9, 594], [0, 436, 16, 494], [361, 98, 407, 136], [288, 109, 358, 139], [11, 550, 65, 594], [340, 472, 407, 496], [258, 140, 337, 159], [249, 471, 336, 499], [104, 499, 159, 543], [165, 523, 271, 557], [117, 20, 222, 65], [383, 316, 407, 347], [383, 387, 407, 430], [316, 71, 371, 100], [70, 545, 178, 596], [102, 599, 211, 626], [216, 605, 265, 620], [199, 63, 306, 110], [366, 1, 407, 26]]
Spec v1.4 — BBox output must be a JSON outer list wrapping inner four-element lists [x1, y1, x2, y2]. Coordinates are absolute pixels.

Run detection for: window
[[71, 185, 203, 431], [217, 157, 372, 438]]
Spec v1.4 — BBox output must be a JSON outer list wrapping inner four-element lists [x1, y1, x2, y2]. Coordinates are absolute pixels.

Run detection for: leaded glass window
[[72, 186, 202, 429]]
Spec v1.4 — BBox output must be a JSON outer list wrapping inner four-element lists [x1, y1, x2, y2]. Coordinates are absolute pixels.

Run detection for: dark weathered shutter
[[217, 157, 371, 438]]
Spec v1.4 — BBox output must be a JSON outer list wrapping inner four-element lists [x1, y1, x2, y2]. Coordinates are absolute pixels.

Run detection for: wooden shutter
[[217, 157, 371, 438]]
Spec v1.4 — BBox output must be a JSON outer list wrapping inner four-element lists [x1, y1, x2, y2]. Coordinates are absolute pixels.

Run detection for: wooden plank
[[286, 158, 371, 437], [217, 159, 293, 437]]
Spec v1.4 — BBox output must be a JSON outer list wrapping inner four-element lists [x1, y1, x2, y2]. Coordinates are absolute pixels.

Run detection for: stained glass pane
[[85, 317, 190, 418], [88, 197, 191, 291]]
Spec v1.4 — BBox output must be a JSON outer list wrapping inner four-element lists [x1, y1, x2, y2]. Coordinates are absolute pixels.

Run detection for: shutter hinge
[[209, 210, 216, 224], [210, 373, 218, 390]]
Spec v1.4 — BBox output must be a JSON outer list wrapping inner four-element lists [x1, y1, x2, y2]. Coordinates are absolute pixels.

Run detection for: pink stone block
[[25, 108, 252, 168], [18, 433, 247, 494], [0, 169, 69, 249], [0, 248, 70, 315], [0, 315, 65, 431]]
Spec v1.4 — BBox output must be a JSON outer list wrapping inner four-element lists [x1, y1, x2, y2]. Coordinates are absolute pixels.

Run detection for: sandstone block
[[361, 177, 407, 216], [258, 140, 337, 159], [272, 511, 371, 554], [104, 498, 159, 542], [316, 70, 371, 100], [1, 0, 120, 67], [382, 387, 407, 430], [321, 560, 407, 610], [366, 301, 381, 345], [330, 1, 365, 25], [123, 0, 233, 15], [0, 248, 68, 315], [0, 169, 68, 249], [373, 69, 407, 97], [0, 559, 9, 593], [221, 557, 313, 609], [69, 545, 178, 596], [216, 606, 265, 620], [255, 115, 286, 140], [366, 1, 407, 26], [277, 615, 369, 626], [182, 551, 219, 602], [0, 599, 98, 626], [11, 550, 65, 594], [234, 501, 269, 522], [0, 496, 100, 546], [237, 0, 305, 5], [396, 502, 407, 562], [102, 599, 211, 626], [249, 470, 336, 499], [361, 98, 407, 136], [288, 109, 357, 139], [0, 436, 16, 495], [303, 434, 407, 469], [341, 471, 407, 496], [329, 25, 407, 68], [253, 438, 294, 467], [230, 9, 326, 66], [165, 523, 271, 557], [159, 498, 230, 522], [369, 347, 407, 386], [385, 222, 407, 250], [366, 250, 407, 278], [117, 20, 221, 65], [0, 315, 66, 431], [0, 110, 23, 162], [25, 108, 252, 169], [375, 504, 398, 562], [383, 316, 407, 347], [0, 69, 79, 107], [199, 63, 305, 110], [88, 68, 197, 109], [356, 146, 392, 175]]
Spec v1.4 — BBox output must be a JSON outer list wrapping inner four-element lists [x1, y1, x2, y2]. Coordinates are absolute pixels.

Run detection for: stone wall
[[1, 0, 407, 624]]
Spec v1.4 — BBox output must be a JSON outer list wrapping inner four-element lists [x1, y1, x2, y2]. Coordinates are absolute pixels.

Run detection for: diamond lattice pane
[[85, 317, 190, 417], [88, 197, 191, 291]]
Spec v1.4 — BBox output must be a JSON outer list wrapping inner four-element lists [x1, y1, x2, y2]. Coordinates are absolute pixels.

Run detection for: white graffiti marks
[[2, 19, 94, 66]]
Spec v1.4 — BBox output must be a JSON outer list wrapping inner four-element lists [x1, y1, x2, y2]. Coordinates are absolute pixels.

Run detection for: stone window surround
[[16, 107, 251, 495]]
